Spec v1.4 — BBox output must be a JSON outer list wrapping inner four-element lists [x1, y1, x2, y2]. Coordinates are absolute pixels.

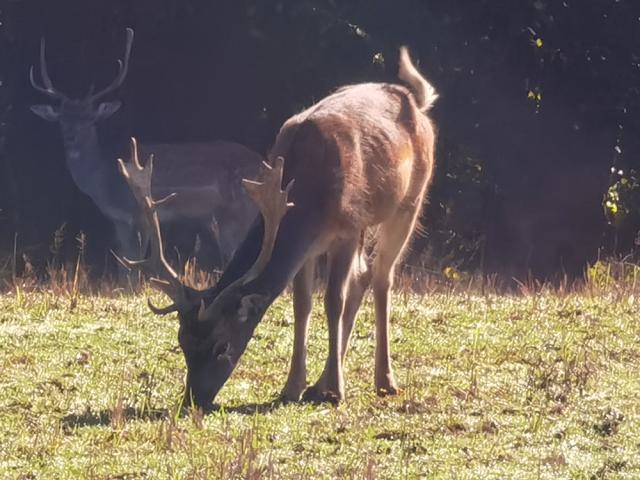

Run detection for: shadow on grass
[[215, 399, 286, 416], [210, 392, 342, 415], [62, 397, 308, 430], [61, 407, 169, 431]]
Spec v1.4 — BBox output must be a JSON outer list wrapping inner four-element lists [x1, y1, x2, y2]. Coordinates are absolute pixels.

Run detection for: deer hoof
[[301, 385, 343, 405], [278, 389, 303, 404], [376, 376, 400, 397]]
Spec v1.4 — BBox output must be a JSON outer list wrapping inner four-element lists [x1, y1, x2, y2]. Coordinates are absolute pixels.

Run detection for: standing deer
[[118, 46, 438, 408], [30, 28, 260, 269]]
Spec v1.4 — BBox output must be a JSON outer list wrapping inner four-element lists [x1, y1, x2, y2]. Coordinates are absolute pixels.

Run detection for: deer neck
[[215, 210, 323, 306], [59, 124, 134, 221]]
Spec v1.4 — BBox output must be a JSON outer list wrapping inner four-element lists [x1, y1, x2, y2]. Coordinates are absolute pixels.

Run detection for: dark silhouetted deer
[[118, 46, 438, 408], [30, 28, 260, 269]]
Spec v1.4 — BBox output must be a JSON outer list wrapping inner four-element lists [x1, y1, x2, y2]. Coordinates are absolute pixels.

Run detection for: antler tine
[[30, 37, 69, 100], [87, 27, 134, 102], [130, 135, 143, 170], [115, 137, 189, 314], [197, 156, 293, 322], [39, 38, 54, 90], [147, 299, 179, 315]]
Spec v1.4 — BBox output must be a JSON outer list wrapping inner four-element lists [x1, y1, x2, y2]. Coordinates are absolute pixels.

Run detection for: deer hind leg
[[202, 214, 226, 269], [279, 259, 315, 402], [302, 238, 370, 402], [303, 238, 359, 404], [340, 236, 372, 362], [372, 198, 424, 396]]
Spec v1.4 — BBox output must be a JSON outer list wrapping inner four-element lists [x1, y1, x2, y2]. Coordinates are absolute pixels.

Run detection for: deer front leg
[[279, 260, 315, 402]]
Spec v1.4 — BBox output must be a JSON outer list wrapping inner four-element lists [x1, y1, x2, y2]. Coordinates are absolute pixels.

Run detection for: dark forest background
[[0, 0, 639, 281]]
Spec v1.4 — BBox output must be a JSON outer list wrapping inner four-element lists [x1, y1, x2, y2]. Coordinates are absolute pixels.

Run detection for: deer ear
[[30, 105, 59, 122], [95, 100, 122, 119], [237, 294, 269, 323]]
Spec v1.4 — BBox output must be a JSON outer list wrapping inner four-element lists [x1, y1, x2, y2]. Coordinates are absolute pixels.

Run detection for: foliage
[[1, 0, 640, 277], [587, 259, 640, 291], [411, 142, 494, 282], [604, 169, 640, 227]]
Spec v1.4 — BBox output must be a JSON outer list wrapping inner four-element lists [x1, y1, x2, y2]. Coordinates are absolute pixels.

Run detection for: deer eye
[[212, 342, 230, 359]]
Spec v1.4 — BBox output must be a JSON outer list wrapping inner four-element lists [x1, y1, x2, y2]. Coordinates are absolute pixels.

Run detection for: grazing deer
[[30, 28, 260, 268], [118, 46, 437, 408]]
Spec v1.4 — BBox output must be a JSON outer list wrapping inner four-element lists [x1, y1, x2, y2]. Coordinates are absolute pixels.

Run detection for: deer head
[[30, 28, 134, 146], [117, 137, 293, 408]]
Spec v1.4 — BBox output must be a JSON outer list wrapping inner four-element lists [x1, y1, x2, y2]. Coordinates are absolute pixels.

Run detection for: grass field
[[1, 283, 639, 479]]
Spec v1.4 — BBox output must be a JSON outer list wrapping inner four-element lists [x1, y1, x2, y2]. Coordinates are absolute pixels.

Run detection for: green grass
[[1, 286, 639, 479]]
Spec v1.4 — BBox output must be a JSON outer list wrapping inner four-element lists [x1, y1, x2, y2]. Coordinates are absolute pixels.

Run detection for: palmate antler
[[196, 157, 294, 322], [238, 157, 294, 284], [115, 137, 193, 315]]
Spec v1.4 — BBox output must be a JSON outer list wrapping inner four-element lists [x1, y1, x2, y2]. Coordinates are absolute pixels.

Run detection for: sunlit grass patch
[[1, 288, 639, 478]]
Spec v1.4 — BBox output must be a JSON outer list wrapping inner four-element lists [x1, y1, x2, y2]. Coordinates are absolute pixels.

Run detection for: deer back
[[141, 141, 262, 223], [268, 82, 436, 241]]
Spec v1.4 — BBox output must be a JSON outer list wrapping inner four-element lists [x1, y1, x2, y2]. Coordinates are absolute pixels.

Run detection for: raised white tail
[[398, 46, 438, 112]]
